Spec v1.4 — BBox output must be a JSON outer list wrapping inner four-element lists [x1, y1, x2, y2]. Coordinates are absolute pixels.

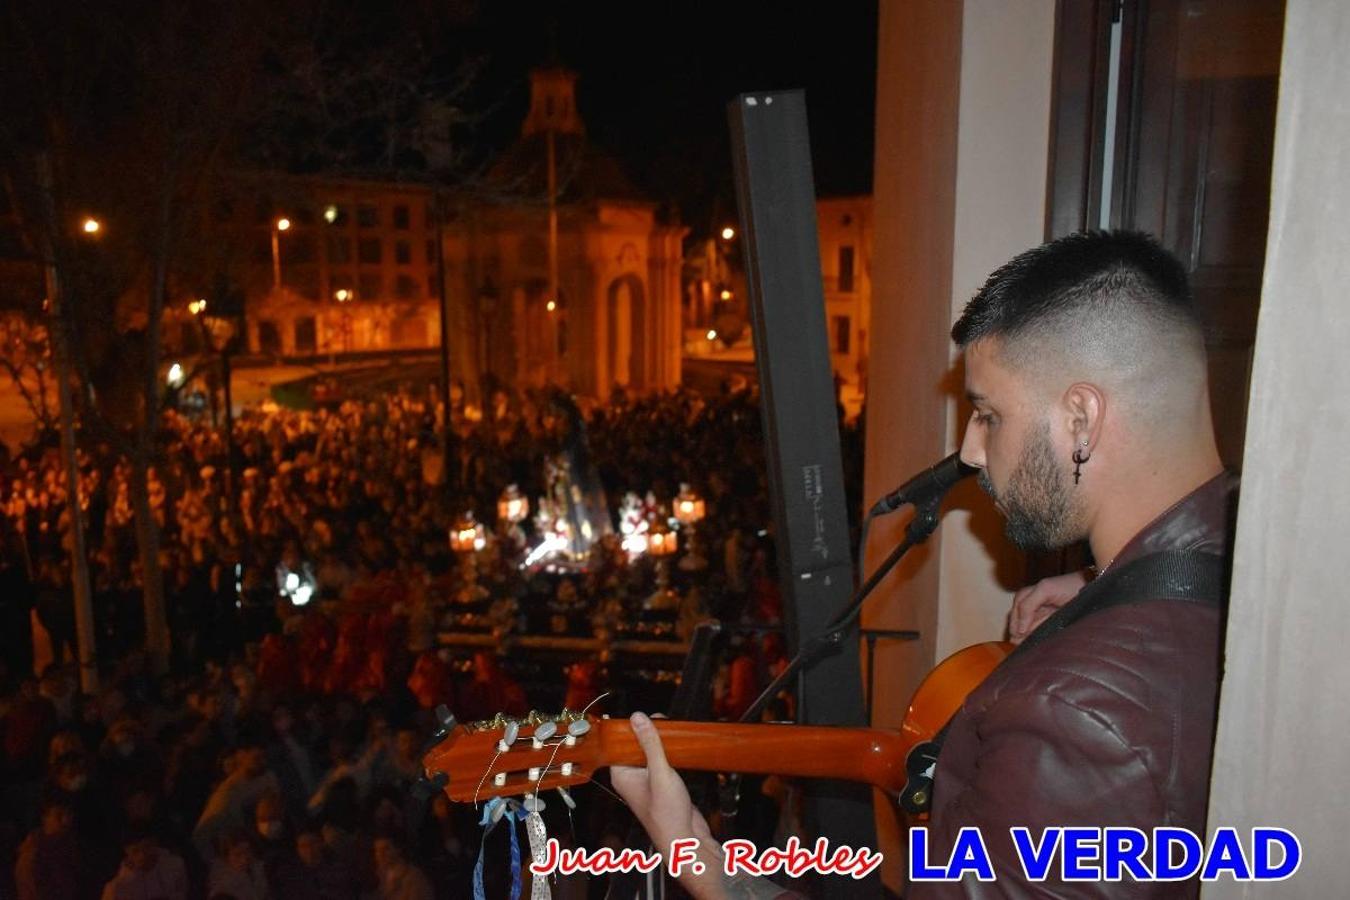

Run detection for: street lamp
[[497, 484, 530, 526], [449, 512, 487, 553], [82, 218, 102, 235], [721, 226, 736, 241], [674, 484, 708, 571], [271, 217, 291, 292], [674, 485, 706, 526], [497, 484, 530, 550], [645, 518, 679, 610]]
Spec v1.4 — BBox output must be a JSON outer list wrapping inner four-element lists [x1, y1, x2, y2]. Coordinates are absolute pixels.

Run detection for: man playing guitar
[[612, 231, 1233, 898]]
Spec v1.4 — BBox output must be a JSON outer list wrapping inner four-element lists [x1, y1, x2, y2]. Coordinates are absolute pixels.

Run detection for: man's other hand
[[1008, 570, 1088, 643]]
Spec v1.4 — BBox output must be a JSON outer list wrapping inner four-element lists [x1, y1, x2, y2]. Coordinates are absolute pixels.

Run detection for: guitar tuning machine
[[532, 720, 557, 748], [497, 721, 520, 752], [557, 786, 576, 809], [433, 705, 457, 737]]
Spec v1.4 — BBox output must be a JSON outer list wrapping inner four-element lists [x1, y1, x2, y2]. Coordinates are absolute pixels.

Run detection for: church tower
[[521, 67, 586, 137]]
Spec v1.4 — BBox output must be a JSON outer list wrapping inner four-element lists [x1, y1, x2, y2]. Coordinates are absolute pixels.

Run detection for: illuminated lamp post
[[449, 511, 487, 554], [644, 518, 679, 610], [497, 484, 530, 549], [271, 217, 291, 292], [674, 483, 708, 571]]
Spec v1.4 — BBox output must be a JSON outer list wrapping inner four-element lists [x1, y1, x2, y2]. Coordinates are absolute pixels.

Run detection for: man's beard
[[977, 421, 1081, 551]]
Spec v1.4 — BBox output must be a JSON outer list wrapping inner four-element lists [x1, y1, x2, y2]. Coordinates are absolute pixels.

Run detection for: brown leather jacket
[[910, 473, 1236, 899]]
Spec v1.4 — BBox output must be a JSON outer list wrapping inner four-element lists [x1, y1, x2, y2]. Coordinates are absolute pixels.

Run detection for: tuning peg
[[433, 705, 456, 739], [523, 794, 546, 813], [566, 719, 591, 736], [498, 720, 520, 751], [556, 786, 577, 810], [411, 771, 448, 803], [533, 721, 557, 742]]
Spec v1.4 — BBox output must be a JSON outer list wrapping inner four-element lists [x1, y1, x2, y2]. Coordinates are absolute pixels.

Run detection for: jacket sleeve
[[909, 687, 1165, 899]]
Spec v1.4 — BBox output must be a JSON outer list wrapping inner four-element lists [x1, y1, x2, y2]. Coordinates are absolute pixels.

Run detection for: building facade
[[815, 195, 873, 402], [231, 66, 687, 400]]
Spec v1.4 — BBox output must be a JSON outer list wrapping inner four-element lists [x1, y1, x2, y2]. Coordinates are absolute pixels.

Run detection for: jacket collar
[[1107, 471, 1239, 570]]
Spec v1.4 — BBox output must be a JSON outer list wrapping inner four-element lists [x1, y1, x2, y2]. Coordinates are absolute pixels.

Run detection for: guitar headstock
[[421, 708, 609, 803]]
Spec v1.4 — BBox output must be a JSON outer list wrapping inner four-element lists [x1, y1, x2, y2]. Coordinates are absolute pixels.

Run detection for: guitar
[[421, 641, 1012, 803]]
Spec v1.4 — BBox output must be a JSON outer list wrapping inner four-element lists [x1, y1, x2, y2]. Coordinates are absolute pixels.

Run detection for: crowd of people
[[0, 380, 864, 898]]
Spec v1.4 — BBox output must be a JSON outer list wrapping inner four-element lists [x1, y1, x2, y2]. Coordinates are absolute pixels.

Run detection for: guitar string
[[530, 692, 611, 802], [472, 745, 506, 809], [476, 693, 622, 812]]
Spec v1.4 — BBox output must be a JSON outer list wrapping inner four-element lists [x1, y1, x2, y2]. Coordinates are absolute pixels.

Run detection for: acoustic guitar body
[[899, 640, 1013, 751]]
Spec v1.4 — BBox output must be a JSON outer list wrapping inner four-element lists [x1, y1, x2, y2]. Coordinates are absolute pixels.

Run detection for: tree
[[0, 0, 271, 675], [0, 0, 484, 675]]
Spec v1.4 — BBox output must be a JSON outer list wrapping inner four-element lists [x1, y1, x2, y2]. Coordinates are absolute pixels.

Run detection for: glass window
[[837, 246, 856, 293], [285, 233, 317, 265], [393, 205, 410, 229], [395, 275, 418, 299], [833, 315, 851, 355], [327, 236, 352, 265], [357, 205, 378, 228], [258, 321, 282, 354], [358, 273, 382, 300], [358, 238, 382, 265], [395, 240, 411, 265]]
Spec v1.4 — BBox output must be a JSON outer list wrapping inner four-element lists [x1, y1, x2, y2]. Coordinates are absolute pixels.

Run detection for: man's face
[[960, 339, 1085, 551], [297, 832, 324, 867], [127, 839, 158, 872]]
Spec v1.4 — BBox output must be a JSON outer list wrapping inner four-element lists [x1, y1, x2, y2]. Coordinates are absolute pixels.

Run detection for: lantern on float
[[449, 512, 486, 553]]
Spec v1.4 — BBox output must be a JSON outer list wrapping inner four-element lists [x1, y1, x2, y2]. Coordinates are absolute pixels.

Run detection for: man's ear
[[1062, 382, 1106, 453]]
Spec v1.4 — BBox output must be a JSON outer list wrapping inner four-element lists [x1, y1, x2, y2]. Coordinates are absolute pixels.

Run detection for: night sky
[[457, 2, 879, 235]]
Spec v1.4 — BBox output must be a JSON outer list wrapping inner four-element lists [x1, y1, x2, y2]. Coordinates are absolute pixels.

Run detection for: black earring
[[1072, 442, 1090, 484]]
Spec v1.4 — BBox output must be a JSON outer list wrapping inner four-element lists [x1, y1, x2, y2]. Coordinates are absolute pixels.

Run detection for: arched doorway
[[606, 274, 645, 391]]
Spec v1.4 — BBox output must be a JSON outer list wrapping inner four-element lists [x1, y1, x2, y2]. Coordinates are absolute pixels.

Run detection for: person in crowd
[[101, 828, 189, 900], [194, 739, 280, 859], [207, 831, 269, 900], [372, 834, 435, 900], [14, 797, 82, 900]]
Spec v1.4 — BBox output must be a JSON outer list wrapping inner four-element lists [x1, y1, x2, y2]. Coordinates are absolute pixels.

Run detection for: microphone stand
[[712, 493, 948, 826], [736, 492, 946, 725]]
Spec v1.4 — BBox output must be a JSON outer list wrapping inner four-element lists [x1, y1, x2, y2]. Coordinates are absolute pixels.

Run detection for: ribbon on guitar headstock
[[473, 796, 551, 900]]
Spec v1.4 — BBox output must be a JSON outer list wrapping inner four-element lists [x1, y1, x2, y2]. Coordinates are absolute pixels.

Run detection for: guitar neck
[[599, 719, 908, 793]]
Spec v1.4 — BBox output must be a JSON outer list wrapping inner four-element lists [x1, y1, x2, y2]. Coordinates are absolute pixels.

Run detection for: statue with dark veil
[[542, 389, 612, 560]]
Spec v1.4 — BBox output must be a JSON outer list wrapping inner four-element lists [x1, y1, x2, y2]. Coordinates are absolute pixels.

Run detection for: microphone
[[868, 451, 978, 516]]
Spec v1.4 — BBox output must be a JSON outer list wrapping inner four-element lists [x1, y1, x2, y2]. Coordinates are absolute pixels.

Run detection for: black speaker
[[728, 89, 877, 895]]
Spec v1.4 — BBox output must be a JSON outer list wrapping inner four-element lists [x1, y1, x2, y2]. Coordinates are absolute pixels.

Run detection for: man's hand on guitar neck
[[611, 712, 802, 900], [1008, 570, 1089, 644]]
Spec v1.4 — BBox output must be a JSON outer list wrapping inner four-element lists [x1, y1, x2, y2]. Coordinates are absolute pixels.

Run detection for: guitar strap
[[899, 550, 1228, 815]]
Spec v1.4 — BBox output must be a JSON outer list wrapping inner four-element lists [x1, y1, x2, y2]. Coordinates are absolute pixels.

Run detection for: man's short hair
[[951, 230, 1198, 348]]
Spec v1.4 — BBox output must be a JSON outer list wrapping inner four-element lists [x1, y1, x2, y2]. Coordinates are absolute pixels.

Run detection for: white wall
[[1203, 1, 1350, 895], [937, 0, 1057, 658], [864, 0, 1056, 889]]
